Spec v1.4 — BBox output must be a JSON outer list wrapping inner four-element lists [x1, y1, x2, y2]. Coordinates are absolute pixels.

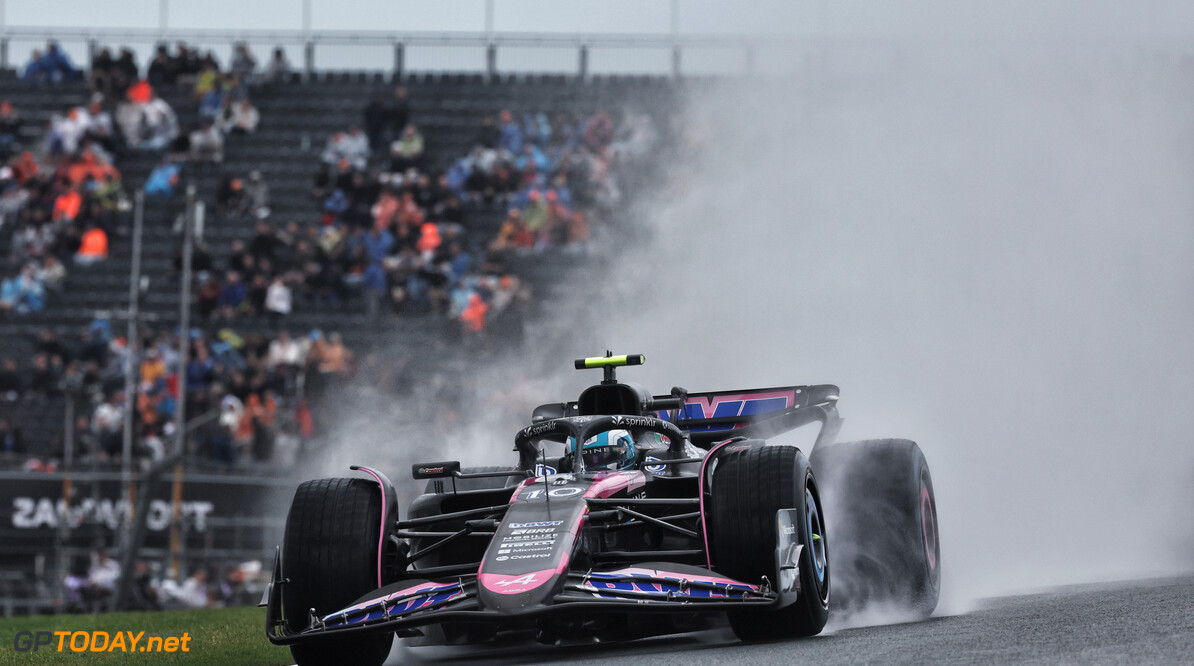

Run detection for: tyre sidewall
[[914, 450, 941, 604]]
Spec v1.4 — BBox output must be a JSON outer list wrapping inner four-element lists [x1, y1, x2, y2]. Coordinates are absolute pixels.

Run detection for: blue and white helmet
[[579, 429, 636, 471]]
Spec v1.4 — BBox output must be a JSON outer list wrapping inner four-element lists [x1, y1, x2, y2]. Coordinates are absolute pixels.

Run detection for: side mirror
[[531, 402, 571, 423], [411, 461, 461, 480]]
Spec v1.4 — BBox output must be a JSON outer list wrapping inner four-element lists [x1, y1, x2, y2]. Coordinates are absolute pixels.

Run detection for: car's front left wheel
[[709, 445, 829, 641]]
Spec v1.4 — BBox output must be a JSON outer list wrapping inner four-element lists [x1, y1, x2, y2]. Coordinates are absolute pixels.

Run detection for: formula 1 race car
[[264, 354, 940, 665]]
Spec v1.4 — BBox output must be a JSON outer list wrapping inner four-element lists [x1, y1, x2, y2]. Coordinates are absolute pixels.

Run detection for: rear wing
[[653, 384, 841, 447], [530, 384, 841, 449]]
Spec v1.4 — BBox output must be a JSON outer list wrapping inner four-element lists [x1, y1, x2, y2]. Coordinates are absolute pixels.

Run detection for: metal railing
[[0, 26, 787, 79], [2, 26, 1189, 84]]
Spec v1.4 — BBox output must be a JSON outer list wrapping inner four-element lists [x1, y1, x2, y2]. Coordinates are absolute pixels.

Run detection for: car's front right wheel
[[282, 477, 394, 666]]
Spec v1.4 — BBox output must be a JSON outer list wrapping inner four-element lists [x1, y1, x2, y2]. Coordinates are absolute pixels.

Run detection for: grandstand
[[0, 30, 681, 613], [0, 69, 676, 448]]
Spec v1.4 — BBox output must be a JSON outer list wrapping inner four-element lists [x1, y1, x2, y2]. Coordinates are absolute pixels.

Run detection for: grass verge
[[0, 606, 291, 665]]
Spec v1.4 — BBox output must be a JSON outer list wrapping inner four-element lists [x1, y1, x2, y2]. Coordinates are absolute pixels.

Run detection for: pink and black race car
[[264, 353, 940, 665]]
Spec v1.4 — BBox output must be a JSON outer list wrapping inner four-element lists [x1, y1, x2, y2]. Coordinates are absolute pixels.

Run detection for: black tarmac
[[389, 575, 1194, 665]]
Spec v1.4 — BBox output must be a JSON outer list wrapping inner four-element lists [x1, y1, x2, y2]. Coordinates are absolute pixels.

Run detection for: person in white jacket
[[264, 275, 291, 326], [218, 98, 259, 135], [159, 568, 210, 609]]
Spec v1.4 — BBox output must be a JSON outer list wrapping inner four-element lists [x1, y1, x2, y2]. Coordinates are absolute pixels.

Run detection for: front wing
[[264, 559, 792, 645]]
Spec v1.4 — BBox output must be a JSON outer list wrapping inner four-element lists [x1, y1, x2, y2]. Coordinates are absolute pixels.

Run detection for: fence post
[[88, 38, 98, 68], [0, 38, 7, 71], [745, 45, 756, 76], [393, 41, 404, 82], [578, 44, 588, 81], [304, 40, 315, 82], [486, 43, 497, 82], [672, 45, 682, 79]]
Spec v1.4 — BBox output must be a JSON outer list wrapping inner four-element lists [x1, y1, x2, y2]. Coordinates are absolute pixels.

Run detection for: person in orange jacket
[[460, 292, 488, 333], [417, 222, 442, 255], [75, 225, 109, 265], [67, 150, 119, 187], [52, 187, 82, 222]]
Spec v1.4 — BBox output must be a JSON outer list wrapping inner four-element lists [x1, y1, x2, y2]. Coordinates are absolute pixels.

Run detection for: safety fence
[[0, 27, 784, 79]]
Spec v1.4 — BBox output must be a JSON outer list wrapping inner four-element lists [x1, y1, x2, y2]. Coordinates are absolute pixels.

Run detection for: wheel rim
[[805, 486, 828, 592]]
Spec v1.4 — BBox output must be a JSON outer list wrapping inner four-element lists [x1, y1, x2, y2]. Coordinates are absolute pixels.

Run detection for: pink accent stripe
[[698, 439, 737, 569], [552, 551, 573, 576], [479, 567, 558, 594], [583, 471, 646, 498], [509, 476, 538, 503], [354, 467, 387, 588]]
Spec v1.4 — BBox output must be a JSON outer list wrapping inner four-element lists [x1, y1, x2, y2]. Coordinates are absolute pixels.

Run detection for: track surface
[[385, 575, 1194, 665]]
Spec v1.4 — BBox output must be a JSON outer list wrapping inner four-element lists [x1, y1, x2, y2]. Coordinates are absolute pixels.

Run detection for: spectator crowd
[[0, 319, 361, 469], [291, 84, 655, 337], [63, 549, 265, 613], [4, 40, 659, 468], [1, 93, 128, 315]]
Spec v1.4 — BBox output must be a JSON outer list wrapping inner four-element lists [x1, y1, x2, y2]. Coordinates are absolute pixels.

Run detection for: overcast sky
[[3, 0, 1192, 38]]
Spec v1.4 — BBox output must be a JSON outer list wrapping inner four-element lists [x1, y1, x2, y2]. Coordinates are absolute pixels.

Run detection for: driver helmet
[[579, 429, 636, 471]]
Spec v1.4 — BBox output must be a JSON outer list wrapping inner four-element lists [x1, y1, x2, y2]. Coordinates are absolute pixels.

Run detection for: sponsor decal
[[612, 415, 662, 428], [498, 545, 553, 554], [511, 527, 555, 535], [727, 444, 752, 452], [494, 552, 553, 562], [492, 573, 538, 587], [644, 456, 665, 473], [521, 487, 583, 500], [656, 393, 794, 432], [501, 535, 556, 543], [534, 464, 557, 477], [417, 466, 445, 475], [781, 525, 796, 536], [11, 497, 214, 532], [508, 521, 563, 528], [521, 422, 559, 437]]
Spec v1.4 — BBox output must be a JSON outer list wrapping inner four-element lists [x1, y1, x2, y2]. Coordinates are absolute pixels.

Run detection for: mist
[[586, 47, 1194, 608]]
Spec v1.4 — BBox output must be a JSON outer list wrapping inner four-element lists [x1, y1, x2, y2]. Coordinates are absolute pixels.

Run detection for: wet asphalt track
[[384, 575, 1194, 665]]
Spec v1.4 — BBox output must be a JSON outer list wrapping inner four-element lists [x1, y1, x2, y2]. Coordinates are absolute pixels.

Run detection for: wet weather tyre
[[810, 439, 940, 617], [710, 445, 829, 641], [282, 477, 393, 666]]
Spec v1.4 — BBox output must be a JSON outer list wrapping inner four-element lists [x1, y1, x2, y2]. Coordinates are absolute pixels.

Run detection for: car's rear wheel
[[810, 438, 940, 617], [709, 445, 829, 641], [282, 477, 394, 666]]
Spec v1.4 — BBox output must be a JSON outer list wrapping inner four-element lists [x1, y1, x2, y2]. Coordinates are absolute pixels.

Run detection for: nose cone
[[475, 478, 586, 612]]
